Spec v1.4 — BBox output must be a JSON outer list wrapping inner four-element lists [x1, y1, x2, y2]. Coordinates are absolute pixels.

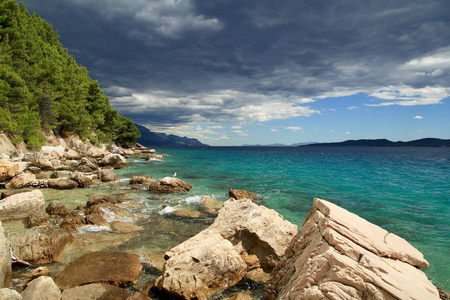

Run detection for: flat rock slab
[[148, 177, 192, 193], [61, 283, 130, 300], [55, 251, 142, 290]]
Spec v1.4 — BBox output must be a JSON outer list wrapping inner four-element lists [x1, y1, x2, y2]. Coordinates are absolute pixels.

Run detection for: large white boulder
[[265, 198, 440, 300]]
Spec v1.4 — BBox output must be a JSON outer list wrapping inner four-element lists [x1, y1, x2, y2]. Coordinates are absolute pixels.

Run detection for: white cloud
[[416, 129, 423, 133], [285, 126, 302, 131], [431, 69, 444, 77], [231, 125, 242, 129], [345, 131, 350, 135], [367, 85, 450, 106], [270, 129, 279, 132], [413, 115, 423, 119], [210, 125, 223, 129], [347, 106, 359, 110], [404, 48, 450, 69]]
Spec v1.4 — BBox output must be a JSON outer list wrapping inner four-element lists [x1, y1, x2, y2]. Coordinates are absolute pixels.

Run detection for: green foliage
[[0, 0, 139, 147]]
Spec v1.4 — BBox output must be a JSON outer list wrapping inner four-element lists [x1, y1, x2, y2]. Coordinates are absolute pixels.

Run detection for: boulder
[[60, 212, 86, 232], [265, 198, 440, 300], [70, 171, 94, 188], [46, 200, 71, 217], [0, 159, 20, 181], [209, 198, 297, 271], [26, 153, 54, 171], [0, 222, 12, 288], [86, 194, 123, 208], [86, 213, 109, 227], [5, 172, 37, 189], [156, 230, 247, 300], [65, 149, 79, 160], [129, 175, 152, 185], [27, 210, 50, 227], [0, 190, 45, 221], [100, 154, 129, 169], [23, 266, 50, 280], [47, 178, 79, 189], [54, 251, 142, 290], [0, 288, 21, 300], [99, 169, 120, 182], [228, 188, 258, 201], [9, 225, 73, 264], [200, 196, 223, 214], [21, 276, 61, 300], [50, 171, 71, 178], [148, 177, 192, 193], [79, 157, 99, 172], [169, 207, 205, 219], [40, 145, 65, 157], [61, 283, 130, 300]]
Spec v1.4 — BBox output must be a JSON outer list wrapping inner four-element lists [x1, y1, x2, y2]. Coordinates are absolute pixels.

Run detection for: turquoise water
[[116, 146, 450, 291]]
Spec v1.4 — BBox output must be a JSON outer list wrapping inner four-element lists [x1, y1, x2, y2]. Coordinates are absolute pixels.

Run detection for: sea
[[7, 146, 449, 296], [117, 146, 450, 291]]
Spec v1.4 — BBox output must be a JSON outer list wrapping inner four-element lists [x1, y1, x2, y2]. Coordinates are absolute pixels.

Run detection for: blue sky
[[21, 0, 450, 145]]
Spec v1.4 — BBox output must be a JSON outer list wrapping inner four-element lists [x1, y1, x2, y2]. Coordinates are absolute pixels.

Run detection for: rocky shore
[[0, 133, 446, 299]]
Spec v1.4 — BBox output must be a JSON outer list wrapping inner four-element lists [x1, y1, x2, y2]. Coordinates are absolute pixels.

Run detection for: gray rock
[[0, 288, 21, 300], [0, 222, 12, 288]]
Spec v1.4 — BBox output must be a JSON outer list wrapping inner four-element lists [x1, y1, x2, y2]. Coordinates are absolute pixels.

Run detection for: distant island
[[135, 124, 209, 147], [300, 138, 450, 147]]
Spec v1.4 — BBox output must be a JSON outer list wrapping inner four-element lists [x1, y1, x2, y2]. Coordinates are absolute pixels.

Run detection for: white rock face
[[265, 198, 440, 300], [0, 159, 20, 181], [0, 190, 45, 221]]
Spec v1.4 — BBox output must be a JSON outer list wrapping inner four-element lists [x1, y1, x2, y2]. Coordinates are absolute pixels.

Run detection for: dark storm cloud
[[22, 0, 450, 127]]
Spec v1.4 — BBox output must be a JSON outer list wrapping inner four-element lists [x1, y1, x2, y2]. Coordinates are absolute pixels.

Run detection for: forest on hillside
[[0, 0, 140, 149]]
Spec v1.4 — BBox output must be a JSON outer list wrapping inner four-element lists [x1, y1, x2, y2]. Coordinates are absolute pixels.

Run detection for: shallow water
[[3, 146, 450, 296]]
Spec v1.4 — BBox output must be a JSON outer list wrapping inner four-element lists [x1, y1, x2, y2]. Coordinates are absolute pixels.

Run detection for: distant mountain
[[135, 124, 209, 147], [300, 138, 450, 147]]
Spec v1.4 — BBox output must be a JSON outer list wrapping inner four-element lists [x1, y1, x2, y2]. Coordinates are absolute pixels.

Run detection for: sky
[[21, 0, 450, 146]]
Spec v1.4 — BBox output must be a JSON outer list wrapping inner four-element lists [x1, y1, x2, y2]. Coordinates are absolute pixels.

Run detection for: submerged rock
[[265, 198, 440, 300], [228, 188, 258, 201], [148, 177, 192, 193], [156, 230, 247, 300], [54, 251, 142, 290], [0, 190, 45, 221]]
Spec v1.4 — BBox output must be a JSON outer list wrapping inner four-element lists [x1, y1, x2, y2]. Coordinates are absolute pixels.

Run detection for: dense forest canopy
[[0, 0, 140, 149]]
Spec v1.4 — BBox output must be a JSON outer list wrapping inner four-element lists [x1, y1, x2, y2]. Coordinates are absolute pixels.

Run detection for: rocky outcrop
[[0, 190, 45, 221], [209, 198, 297, 272], [27, 210, 50, 227], [148, 177, 192, 193], [156, 230, 247, 300], [9, 225, 73, 264], [86, 194, 122, 208], [228, 188, 258, 201], [54, 251, 142, 290], [265, 198, 440, 300], [200, 196, 223, 214], [100, 154, 129, 169], [0, 222, 12, 288], [25, 153, 54, 171], [129, 175, 152, 185], [0, 159, 20, 181], [21, 276, 61, 300], [70, 171, 94, 188], [61, 283, 131, 300]]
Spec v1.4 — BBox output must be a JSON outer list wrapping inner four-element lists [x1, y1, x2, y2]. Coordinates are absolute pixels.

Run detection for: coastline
[[0, 138, 449, 298]]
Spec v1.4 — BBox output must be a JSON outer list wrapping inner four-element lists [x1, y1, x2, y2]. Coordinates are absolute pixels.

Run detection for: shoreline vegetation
[[0, 134, 448, 299]]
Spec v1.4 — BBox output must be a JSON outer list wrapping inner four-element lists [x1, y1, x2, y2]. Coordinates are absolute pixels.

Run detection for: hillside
[[135, 124, 208, 147], [0, 0, 140, 149], [301, 138, 450, 147]]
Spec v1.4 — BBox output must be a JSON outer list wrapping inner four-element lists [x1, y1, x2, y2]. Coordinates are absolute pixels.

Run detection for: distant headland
[[300, 138, 450, 147]]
